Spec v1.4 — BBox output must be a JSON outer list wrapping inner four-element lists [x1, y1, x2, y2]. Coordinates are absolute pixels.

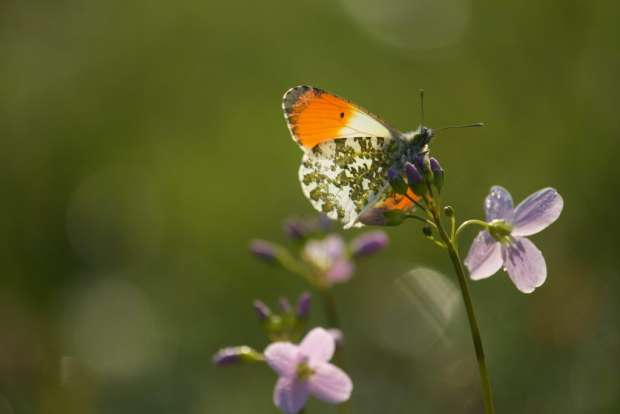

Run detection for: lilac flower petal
[[464, 231, 503, 280], [327, 328, 344, 346], [326, 259, 354, 283], [308, 362, 353, 404], [299, 328, 335, 363], [324, 235, 347, 260], [512, 188, 563, 236], [273, 376, 309, 414], [264, 342, 301, 377], [484, 186, 514, 222], [502, 237, 547, 293], [303, 236, 346, 270]]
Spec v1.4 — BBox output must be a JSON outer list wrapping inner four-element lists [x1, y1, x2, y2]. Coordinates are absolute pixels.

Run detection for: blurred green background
[[1, 0, 619, 413]]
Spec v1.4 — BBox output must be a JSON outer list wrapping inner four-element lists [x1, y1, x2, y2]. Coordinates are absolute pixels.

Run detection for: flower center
[[296, 361, 315, 380], [488, 219, 513, 244]]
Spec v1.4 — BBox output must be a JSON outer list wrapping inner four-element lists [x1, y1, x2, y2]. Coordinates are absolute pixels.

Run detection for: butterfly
[[282, 85, 437, 229]]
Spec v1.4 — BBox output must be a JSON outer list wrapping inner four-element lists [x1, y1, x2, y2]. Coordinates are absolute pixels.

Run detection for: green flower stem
[[404, 193, 431, 215], [273, 247, 317, 285], [406, 213, 437, 228], [319, 289, 352, 414], [455, 219, 489, 240], [269, 246, 352, 413], [432, 212, 496, 414]]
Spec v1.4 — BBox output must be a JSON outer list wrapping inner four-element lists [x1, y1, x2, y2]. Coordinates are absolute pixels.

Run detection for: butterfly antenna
[[419, 89, 425, 126], [435, 122, 485, 132]]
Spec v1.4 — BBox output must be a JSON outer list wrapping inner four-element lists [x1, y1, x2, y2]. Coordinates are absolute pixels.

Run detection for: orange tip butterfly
[[282, 85, 482, 228]]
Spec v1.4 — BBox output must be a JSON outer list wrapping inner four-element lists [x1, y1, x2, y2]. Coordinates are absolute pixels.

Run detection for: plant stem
[[455, 219, 489, 240], [319, 289, 352, 414], [432, 213, 496, 414]]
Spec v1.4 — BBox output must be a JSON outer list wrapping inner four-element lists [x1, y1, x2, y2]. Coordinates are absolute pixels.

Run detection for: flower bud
[[278, 297, 292, 314], [387, 167, 408, 195], [283, 218, 309, 240], [414, 154, 431, 175], [317, 213, 333, 232], [443, 206, 454, 217], [350, 231, 389, 257], [296, 292, 311, 319], [422, 225, 433, 238], [405, 162, 427, 196], [249, 240, 278, 262], [359, 208, 407, 226], [253, 300, 272, 321], [213, 346, 264, 366], [430, 157, 444, 191]]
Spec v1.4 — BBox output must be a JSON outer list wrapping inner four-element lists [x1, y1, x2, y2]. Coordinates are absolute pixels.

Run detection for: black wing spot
[[339, 112, 344, 118]]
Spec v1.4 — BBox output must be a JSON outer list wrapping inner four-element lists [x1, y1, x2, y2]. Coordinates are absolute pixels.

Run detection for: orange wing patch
[[283, 85, 393, 149], [380, 188, 420, 211]]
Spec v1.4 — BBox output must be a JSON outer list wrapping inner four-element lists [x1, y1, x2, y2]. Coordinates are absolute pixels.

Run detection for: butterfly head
[[414, 125, 434, 147], [403, 125, 434, 148]]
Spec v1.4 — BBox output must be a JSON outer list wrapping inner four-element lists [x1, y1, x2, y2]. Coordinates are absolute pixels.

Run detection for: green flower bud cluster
[[255, 293, 311, 342]]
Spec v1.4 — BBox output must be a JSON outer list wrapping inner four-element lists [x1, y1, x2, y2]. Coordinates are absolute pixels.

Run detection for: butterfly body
[[283, 85, 432, 228]]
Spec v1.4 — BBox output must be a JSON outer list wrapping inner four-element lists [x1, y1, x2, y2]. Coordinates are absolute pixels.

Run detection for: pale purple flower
[[465, 186, 564, 293], [264, 328, 353, 414], [350, 231, 389, 257], [302, 235, 354, 285]]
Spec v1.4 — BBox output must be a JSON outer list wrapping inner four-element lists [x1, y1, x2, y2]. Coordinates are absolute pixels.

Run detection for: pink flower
[[264, 328, 353, 414], [465, 186, 564, 293], [302, 235, 354, 285]]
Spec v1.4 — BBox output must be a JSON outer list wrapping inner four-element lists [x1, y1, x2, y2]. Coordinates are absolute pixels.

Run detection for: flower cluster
[[253, 293, 311, 342], [215, 146, 564, 414], [213, 295, 352, 414], [249, 215, 388, 288], [215, 216, 387, 414]]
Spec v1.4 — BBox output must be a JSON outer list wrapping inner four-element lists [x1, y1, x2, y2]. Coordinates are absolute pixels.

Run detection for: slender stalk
[[320, 289, 341, 330], [455, 219, 489, 240], [432, 213, 496, 414], [319, 289, 352, 414], [406, 214, 437, 227]]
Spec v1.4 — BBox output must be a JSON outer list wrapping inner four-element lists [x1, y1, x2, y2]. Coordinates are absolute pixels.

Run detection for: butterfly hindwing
[[298, 136, 412, 228], [283, 85, 394, 149]]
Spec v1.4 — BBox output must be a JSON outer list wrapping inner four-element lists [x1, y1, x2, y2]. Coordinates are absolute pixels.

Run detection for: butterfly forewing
[[284, 85, 416, 228], [283, 85, 394, 149]]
